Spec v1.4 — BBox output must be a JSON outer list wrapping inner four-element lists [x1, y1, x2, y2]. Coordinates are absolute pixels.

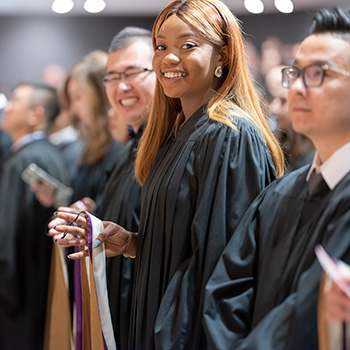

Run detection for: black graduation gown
[[130, 106, 277, 350], [57, 138, 83, 181], [71, 141, 124, 204], [0, 129, 12, 170], [97, 141, 141, 350], [204, 165, 350, 350], [0, 139, 68, 350]]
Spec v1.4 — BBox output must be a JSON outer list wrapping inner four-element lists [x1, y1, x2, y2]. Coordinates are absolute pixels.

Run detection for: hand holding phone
[[22, 163, 73, 207]]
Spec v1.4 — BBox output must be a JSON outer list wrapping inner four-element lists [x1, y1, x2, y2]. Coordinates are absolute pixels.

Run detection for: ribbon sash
[[76, 212, 116, 350]]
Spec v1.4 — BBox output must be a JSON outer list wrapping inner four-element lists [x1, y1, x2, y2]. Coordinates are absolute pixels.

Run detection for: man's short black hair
[[108, 26, 152, 53], [310, 7, 350, 36], [19, 81, 60, 130]]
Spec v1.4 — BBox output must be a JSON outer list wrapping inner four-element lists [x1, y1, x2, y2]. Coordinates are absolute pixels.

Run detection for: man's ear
[[28, 105, 45, 128]]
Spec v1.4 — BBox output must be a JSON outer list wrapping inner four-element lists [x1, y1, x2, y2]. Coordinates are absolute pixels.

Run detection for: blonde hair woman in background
[[61, 50, 124, 204]]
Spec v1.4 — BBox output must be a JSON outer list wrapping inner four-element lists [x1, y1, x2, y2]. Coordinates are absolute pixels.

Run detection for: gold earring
[[214, 66, 222, 78]]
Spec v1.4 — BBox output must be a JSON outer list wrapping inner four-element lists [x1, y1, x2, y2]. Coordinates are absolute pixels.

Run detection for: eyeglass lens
[[103, 68, 151, 85], [283, 65, 324, 88]]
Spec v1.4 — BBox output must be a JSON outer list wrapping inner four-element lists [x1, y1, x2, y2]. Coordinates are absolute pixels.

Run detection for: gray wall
[[0, 11, 313, 92]]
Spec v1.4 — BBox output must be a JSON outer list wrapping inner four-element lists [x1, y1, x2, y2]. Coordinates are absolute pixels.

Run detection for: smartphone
[[21, 163, 74, 207]]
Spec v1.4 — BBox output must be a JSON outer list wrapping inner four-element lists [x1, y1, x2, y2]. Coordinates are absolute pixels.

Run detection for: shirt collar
[[12, 131, 47, 152], [306, 142, 350, 190], [49, 126, 79, 146], [128, 124, 146, 149]]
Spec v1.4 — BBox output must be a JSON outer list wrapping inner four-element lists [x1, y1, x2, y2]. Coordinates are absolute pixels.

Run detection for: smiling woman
[[136, 0, 285, 183], [128, 0, 284, 348], [152, 15, 222, 112], [47, 1, 284, 349]]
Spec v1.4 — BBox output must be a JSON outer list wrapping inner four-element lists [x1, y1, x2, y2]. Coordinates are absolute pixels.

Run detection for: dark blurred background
[[0, 0, 349, 93]]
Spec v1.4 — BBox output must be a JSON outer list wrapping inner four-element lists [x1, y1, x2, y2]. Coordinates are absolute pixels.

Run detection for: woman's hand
[[49, 211, 89, 259], [94, 221, 138, 258], [323, 277, 350, 322], [48, 211, 138, 260], [47, 206, 82, 238]]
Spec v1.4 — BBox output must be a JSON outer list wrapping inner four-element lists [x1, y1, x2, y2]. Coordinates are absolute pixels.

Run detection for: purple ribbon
[[74, 212, 92, 350]]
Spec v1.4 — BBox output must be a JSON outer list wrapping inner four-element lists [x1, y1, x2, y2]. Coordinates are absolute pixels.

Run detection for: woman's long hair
[[135, 0, 284, 184], [62, 50, 113, 164]]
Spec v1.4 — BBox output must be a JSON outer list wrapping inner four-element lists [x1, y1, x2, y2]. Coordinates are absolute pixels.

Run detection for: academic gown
[[129, 106, 277, 350], [97, 140, 141, 350], [71, 141, 124, 205], [204, 165, 350, 350], [0, 129, 12, 171], [0, 139, 68, 350], [57, 138, 83, 182]]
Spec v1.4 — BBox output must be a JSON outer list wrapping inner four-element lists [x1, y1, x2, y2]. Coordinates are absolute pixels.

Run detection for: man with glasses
[[46, 27, 156, 350], [204, 7, 350, 349], [265, 65, 314, 172], [45, 27, 155, 350], [102, 29, 155, 140], [99, 27, 156, 350]]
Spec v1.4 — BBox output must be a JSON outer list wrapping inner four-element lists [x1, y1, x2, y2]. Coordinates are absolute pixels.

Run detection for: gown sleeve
[[234, 256, 321, 350], [154, 120, 276, 349], [203, 188, 267, 349]]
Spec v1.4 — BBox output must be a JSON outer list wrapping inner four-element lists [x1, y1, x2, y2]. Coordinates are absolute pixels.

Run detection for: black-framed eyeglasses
[[281, 63, 350, 88], [102, 67, 153, 86]]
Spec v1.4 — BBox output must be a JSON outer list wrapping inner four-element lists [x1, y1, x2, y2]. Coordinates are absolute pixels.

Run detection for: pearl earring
[[214, 66, 222, 78]]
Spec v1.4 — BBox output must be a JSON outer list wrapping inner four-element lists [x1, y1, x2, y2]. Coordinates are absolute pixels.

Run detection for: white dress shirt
[[306, 142, 350, 190]]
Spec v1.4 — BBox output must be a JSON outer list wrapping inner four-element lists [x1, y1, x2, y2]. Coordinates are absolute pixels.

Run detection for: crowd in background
[[1, 2, 350, 349], [0, 34, 309, 171]]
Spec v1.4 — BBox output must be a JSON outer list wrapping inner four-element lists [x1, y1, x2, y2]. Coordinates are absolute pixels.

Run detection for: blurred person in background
[[260, 36, 284, 77], [63, 50, 124, 206], [0, 92, 12, 170], [32, 50, 125, 209], [0, 82, 68, 349], [48, 26, 155, 350], [46, 91, 83, 182], [265, 64, 314, 172]]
